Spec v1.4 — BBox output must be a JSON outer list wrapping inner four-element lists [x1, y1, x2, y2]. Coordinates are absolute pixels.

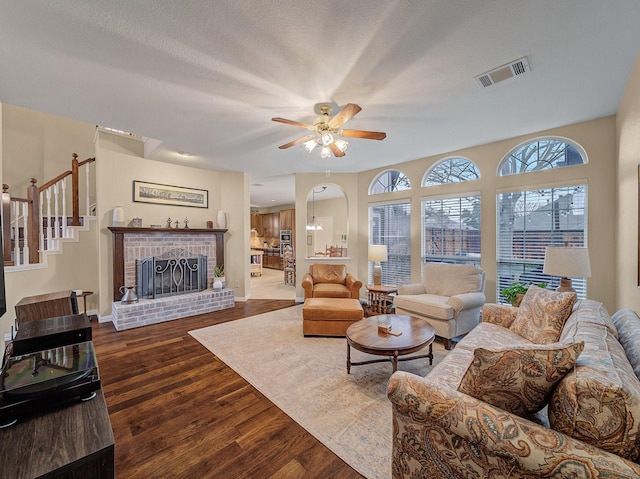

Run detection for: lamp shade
[[543, 246, 591, 278], [368, 245, 388, 263]]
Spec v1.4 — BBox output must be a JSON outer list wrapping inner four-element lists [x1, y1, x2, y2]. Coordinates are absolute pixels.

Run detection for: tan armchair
[[394, 263, 485, 350], [301, 263, 362, 299]]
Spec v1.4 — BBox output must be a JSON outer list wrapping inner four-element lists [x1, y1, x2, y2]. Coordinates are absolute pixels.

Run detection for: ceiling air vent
[[474, 56, 530, 88]]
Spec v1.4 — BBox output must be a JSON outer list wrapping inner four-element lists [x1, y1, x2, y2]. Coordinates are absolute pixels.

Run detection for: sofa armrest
[[387, 371, 640, 478], [397, 283, 425, 295], [301, 273, 314, 299], [345, 273, 362, 298], [482, 302, 518, 328], [447, 292, 485, 312]]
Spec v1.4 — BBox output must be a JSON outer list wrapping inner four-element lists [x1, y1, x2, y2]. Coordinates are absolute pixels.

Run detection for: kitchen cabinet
[[279, 209, 296, 252], [254, 210, 293, 239], [251, 213, 262, 234], [260, 212, 280, 238], [259, 248, 282, 270], [280, 209, 294, 230], [261, 213, 272, 237]]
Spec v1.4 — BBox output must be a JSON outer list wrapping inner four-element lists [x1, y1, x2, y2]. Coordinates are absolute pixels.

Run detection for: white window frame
[[368, 199, 412, 285], [421, 192, 481, 265]]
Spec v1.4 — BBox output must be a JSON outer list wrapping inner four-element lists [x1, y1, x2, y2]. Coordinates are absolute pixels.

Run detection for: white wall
[[616, 52, 640, 311], [2, 104, 95, 194]]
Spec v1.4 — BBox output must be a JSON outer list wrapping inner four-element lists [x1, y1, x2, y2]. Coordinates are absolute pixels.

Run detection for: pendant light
[[306, 187, 326, 231]]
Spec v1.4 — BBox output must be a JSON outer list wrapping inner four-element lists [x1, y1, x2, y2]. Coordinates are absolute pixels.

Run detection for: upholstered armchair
[[394, 263, 485, 349], [301, 263, 362, 300]]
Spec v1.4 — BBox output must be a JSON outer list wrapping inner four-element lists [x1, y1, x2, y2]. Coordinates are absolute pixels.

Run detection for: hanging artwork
[[133, 181, 208, 208]]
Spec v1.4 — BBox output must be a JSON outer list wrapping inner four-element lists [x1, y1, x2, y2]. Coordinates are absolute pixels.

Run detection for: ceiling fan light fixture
[[304, 138, 319, 152], [273, 103, 386, 158], [321, 132, 334, 146], [334, 139, 348, 152]]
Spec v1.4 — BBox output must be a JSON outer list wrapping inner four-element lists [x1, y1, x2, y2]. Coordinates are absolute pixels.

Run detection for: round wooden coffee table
[[346, 314, 435, 373]]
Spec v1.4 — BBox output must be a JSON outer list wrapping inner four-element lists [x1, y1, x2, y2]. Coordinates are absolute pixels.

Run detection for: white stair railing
[[3, 154, 96, 267]]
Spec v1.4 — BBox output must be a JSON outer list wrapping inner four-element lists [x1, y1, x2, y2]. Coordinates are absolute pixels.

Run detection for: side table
[[77, 290, 94, 320], [366, 284, 398, 316]]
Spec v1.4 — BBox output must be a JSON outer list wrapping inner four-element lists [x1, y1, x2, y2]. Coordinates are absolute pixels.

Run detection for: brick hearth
[[112, 289, 234, 330]]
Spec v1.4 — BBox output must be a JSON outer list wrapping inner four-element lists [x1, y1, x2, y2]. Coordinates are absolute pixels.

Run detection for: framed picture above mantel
[[133, 180, 208, 208]]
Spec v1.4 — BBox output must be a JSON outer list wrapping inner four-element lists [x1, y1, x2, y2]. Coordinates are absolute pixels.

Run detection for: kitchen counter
[[252, 247, 283, 270]]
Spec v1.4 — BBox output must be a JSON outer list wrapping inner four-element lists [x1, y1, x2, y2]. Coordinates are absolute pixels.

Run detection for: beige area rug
[[189, 305, 448, 479]]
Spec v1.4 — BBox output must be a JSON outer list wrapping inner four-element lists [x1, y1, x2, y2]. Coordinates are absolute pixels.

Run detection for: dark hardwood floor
[[92, 300, 365, 479]]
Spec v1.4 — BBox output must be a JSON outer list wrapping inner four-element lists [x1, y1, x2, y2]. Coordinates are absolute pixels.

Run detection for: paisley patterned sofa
[[387, 296, 640, 479]]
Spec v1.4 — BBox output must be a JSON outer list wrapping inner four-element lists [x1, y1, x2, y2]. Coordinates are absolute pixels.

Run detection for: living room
[[2, 2, 640, 478]]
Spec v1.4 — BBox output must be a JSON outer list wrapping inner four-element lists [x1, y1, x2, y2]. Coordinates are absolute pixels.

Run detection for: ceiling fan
[[272, 103, 386, 158]]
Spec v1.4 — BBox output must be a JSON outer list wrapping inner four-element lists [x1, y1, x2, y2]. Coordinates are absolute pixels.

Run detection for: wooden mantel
[[108, 227, 227, 302]]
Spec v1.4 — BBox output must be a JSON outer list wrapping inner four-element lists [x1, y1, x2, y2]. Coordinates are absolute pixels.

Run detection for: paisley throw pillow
[[458, 341, 584, 416], [510, 285, 577, 344]]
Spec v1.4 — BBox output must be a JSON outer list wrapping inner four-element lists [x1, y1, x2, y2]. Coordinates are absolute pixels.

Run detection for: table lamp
[[369, 245, 388, 286], [542, 246, 591, 293]]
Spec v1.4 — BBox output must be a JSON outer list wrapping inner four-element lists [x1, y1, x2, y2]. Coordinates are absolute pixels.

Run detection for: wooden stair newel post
[[2, 184, 12, 265], [27, 178, 41, 264], [71, 153, 81, 226]]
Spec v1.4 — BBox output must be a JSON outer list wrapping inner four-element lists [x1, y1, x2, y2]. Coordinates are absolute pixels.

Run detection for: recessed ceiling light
[[178, 151, 192, 157]]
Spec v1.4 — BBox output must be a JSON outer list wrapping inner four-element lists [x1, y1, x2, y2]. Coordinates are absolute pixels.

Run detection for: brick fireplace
[[108, 227, 234, 330]]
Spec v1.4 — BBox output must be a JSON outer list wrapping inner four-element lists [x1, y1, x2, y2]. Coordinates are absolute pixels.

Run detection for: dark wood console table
[[0, 390, 115, 478]]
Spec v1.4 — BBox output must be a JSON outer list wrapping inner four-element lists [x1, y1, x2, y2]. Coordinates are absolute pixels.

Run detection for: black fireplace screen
[[136, 249, 207, 299]]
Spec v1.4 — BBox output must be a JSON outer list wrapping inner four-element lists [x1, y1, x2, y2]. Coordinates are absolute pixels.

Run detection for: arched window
[[369, 170, 411, 195], [423, 157, 480, 186], [498, 137, 587, 176], [496, 136, 589, 301]]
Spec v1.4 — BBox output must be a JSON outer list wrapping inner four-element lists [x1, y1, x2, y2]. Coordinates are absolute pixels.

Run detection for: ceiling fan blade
[[278, 134, 317, 149], [328, 103, 362, 128], [329, 142, 346, 157], [340, 129, 387, 140], [272, 117, 316, 130]]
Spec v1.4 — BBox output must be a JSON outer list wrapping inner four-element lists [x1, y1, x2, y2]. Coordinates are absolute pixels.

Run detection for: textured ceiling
[[1, 1, 640, 207]]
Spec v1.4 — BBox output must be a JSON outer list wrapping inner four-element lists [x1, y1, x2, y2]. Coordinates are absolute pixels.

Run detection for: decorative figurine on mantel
[[166, 217, 172, 228], [174, 219, 180, 228], [184, 217, 189, 229]]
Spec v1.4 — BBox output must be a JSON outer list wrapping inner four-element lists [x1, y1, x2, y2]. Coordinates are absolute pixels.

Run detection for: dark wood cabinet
[[262, 213, 271, 237], [260, 249, 282, 270], [251, 213, 265, 236], [15, 290, 78, 326], [280, 209, 294, 230], [259, 212, 281, 238], [0, 390, 115, 478]]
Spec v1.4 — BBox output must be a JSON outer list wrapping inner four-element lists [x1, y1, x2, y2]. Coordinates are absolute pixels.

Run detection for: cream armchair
[[394, 263, 485, 349], [301, 263, 362, 300]]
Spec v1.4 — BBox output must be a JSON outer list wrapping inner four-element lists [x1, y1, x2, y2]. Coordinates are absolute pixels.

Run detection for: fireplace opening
[[137, 249, 208, 299]]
